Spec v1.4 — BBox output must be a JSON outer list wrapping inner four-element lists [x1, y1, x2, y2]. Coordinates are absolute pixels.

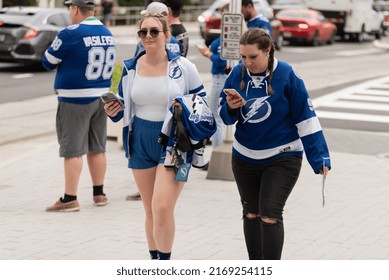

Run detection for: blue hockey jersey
[[219, 59, 331, 174], [247, 15, 272, 36], [42, 17, 116, 104], [209, 36, 227, 75]]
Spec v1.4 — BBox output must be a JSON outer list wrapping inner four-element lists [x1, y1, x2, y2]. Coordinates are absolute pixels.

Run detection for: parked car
[[276, 8, 337, 46], [198, 0, 276, 46], [0, 6, 71, 64]]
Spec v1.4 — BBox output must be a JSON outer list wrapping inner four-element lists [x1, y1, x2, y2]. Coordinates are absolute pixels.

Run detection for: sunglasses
[[137, 28, 164, 39]]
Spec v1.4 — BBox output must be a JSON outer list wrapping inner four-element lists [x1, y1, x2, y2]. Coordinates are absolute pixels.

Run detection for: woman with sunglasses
[[104, 13, 210, 260], [219, 28, 331, 260]]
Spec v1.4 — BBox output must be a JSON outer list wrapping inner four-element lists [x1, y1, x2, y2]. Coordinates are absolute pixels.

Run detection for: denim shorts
[[231, 155, 302, 221], [128, 116, 165, 169]]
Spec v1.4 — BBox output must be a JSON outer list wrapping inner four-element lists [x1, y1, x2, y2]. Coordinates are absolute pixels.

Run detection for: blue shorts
[[128, 116, 165, 169]]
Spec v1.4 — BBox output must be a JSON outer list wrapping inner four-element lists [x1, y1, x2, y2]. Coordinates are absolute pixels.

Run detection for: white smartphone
[[100, 92, 125, 111], [223, 89, 246, 105]]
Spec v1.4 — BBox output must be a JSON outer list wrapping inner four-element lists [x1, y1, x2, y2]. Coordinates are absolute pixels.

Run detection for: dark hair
[[241, 0, 254, 7], [239, 28, 275, 94], [159, 0, 183, 17]]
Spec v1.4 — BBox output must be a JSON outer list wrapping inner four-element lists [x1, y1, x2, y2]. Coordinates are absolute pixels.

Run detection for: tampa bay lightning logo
[[179, 166, 188, 177], [241, 96, 272, 124], [169, 66, 182, 79]]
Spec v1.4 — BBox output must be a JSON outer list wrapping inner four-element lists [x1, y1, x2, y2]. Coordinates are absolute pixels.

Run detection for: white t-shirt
[[131, 73, 168, 121]]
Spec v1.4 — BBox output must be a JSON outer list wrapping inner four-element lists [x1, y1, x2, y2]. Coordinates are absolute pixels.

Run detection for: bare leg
[[87, 152, 106, 186], [64, 157, 83, 195], [152, 164, 184, 253], [132, 167, 157, 250]]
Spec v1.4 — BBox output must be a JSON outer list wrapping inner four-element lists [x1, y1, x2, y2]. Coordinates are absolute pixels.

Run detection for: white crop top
[[131, 73, 168, 121]]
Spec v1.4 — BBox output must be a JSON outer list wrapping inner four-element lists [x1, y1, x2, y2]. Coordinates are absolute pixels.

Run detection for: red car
[[276, 8, 337, 46]]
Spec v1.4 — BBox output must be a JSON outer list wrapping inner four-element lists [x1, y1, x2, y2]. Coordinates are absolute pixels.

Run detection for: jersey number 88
[[86, 46, 115, 80]]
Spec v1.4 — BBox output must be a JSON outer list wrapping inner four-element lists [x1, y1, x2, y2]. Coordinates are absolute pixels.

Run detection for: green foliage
[[110, 61, 123, 94], [3, 0, 37, 7]]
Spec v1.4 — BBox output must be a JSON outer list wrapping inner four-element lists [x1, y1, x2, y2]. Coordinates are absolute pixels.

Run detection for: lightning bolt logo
[[169, 66, 182, 79], [242, 96, 271, 124]]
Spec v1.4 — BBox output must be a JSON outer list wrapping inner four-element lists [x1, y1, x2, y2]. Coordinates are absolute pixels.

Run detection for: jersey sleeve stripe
[[44, 50, 62, 65], [296, 116, 322, 138]]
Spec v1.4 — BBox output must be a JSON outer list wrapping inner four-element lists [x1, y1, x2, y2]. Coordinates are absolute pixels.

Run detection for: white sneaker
[[192, 147, 209, 169]]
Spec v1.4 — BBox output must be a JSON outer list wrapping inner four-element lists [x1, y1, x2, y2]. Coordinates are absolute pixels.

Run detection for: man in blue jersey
[[241, 0, 272, 36], [42, 0, 116, 212]]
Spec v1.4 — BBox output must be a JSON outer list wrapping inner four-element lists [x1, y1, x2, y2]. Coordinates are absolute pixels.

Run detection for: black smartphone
[[100, 92, 125, 111]]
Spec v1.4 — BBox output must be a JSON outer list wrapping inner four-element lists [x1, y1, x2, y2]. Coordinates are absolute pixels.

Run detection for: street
[[2, 24, 389, 135]]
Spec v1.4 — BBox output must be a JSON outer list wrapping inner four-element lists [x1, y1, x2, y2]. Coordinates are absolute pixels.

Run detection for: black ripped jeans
[[232, 155, 302, 260]]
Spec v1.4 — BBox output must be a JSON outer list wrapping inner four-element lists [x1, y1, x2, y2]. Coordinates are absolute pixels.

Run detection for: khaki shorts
[[56, 99, 107, 158]]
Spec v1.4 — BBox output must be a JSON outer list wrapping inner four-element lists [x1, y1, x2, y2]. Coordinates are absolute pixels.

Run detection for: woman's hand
[[104, 100, 121, 117], [172, 100, 182, 109], [226, 94, 245, 109]]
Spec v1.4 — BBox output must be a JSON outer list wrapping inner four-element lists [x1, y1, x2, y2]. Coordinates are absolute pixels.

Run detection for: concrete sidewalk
[[1, 112, 389, 260], [1, 96, 389, 260], [1, 24, 389, 260]]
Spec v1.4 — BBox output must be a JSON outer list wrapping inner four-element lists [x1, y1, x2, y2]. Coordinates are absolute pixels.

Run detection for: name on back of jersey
[[83, 36, 115, 47]]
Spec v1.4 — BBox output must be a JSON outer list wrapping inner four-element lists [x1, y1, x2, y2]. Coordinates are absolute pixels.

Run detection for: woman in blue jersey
[[104, 13, 213, 260], [219, 28, 331, 260]]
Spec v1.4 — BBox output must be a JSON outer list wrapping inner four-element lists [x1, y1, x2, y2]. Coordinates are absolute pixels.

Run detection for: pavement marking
[[333, 48, 384, 56], [316, 110, 389, 123], [320, 100, 389, 111], [354, 88, 389, 96], [314, 76, 389, 128], [12, 73, 33, 79], [339, 95, 389, 103]]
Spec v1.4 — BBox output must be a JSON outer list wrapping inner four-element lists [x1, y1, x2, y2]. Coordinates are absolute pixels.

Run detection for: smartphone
[[223, 89, 246, 105], [100, 92, 125, 111]]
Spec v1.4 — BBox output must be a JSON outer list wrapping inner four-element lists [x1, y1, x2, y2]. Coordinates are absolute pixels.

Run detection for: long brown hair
[[239, 28, 275, 94]]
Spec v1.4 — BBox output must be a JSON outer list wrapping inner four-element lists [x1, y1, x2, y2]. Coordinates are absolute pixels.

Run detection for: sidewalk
[[1, 24, 389, 260]]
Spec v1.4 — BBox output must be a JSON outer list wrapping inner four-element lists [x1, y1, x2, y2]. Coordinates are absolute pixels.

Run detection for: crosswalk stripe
[[312, 76, 389, 131], [370, 84, 389, 90], [313, 76, 389, 106], [355, 89, 389, 96], [333, 49, 384, 56], [318, 100, 389, 112], [339, 95, 389, 103], [317, 110, 389, 123]]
